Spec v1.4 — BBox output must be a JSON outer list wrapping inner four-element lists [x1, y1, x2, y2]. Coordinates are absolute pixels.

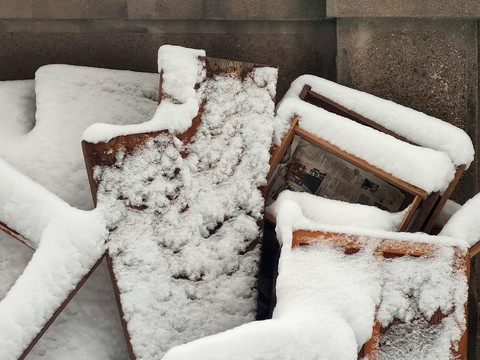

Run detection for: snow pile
[[0, 156, 107, 360], [93, 46, 278, 359], [0, 232, 33, 299], [440, 193, 480, 246], [266, 190, 405, 236], [163, 198, 468, 360], [284, 75, 474, 168], [162, 243, 381, 360], [378, 250, 467, 360], [83, 45, 206, 142], [0, 68, 159, 359], [0, 65, 159, 210], [0, 80, 35, 141], [0, 157, 72, 248], [276, 97, 456, 194], [157, 45, 206, 103]]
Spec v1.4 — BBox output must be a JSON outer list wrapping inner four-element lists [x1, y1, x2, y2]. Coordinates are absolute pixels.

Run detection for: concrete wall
[[336, 18, 479, 203], [0, 0, 335, 99], [329, 1, 480, 204], [0, 0, 326, 20]]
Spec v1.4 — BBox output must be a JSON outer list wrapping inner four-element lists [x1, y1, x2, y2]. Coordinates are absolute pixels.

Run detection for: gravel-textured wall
[[0, 0, 334, 99], [337, 18, 479, 203], [0, 20, 336, 99]]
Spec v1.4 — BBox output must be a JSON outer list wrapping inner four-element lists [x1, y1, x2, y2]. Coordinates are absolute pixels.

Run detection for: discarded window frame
[[267, 114, 428, 232]]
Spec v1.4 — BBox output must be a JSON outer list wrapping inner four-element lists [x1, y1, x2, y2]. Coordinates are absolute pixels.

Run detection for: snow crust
[[284, 75, 474, 168], [83, 45, 206, 143], [94, 58, 278, 359], [440, 193, 480, 246], [0, 65, 158, 210], [276, 97, 456, 194]]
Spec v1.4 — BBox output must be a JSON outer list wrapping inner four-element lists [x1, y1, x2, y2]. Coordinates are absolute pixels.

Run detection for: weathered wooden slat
[[396, 195, 423, 232], [105, 251, 137, 360], [0, 220, 34, 250], [408, 192, 441, 233]]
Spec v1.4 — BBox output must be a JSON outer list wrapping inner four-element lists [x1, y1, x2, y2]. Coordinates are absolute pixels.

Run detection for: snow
[[266, 190, 405, 238], [83, 45, 206, 143], [163, 198, 468, 360], [0, 80, 35, 140], [440, 192, 480, 246], [92, 49, 278, 359], [0, 47, 474, 360], [379, 319, 454, 360], [0, 191, 107, 359], [434, 199, 462, 230], [163, 244, 381, 360], [27, 259, 128, 360], [0, 151, 112, 360], [0, 232, 33, 299], [378, 249, 467, 359], [0, 65, 158, 359], [284, 75, 474, 168], [276, 97, 456, 194], [157, 45, 206, 103], [271, 189, 469, 253], [0, 156, 72, 249], [0, 231, 127, 360], [377, 249, 466, 326], [1, 66, 159, 210]]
